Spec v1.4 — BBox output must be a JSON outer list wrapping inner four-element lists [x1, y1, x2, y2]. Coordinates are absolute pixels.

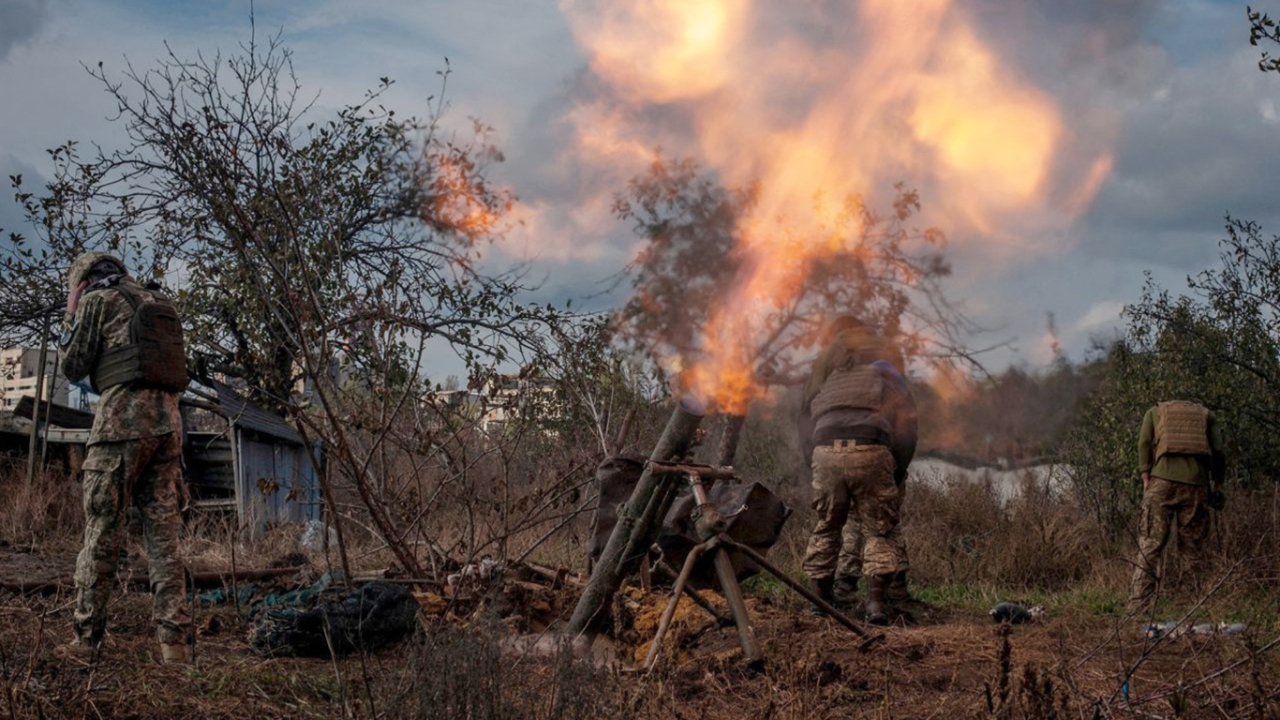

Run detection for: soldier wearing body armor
[[1129, 400, 1225, 611], [58, 252, 192, 664], [800, 316, 917, 625]]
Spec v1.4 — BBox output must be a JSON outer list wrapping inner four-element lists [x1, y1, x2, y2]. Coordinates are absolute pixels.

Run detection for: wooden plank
[[44, 428, 89, 445], [13, 396, 93, 430]]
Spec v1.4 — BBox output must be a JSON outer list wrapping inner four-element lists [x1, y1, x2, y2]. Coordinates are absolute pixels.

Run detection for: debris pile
[[1144, 621, 1249, 641], [249, 581, 420, 657]]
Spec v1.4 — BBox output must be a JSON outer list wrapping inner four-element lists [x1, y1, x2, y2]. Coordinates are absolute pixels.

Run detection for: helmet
[[67, 252, 127, 292], [824, 314, 866, 342]]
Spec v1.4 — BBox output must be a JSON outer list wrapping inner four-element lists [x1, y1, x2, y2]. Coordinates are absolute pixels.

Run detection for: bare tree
[[0, 23, 580, 577]]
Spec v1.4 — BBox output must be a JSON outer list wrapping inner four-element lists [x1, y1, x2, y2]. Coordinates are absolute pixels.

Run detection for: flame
[[427, 156, 508, 239], [561, 0, 1115, 412]]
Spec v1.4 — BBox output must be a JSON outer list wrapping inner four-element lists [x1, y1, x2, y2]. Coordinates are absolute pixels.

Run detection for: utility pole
[[25, 313, 52, 486]]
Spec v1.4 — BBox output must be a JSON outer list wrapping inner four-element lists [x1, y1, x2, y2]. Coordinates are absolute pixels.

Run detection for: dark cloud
[[0, 0, 49, 62], [1079, 47, 1280, 270]]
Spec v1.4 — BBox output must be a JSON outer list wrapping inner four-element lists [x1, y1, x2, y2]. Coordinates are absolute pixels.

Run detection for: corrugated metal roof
[[206, 379, 304, 445]]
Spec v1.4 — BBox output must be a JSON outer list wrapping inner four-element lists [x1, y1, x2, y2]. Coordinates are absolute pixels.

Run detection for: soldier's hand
[[1141, 472, 1150, 489], [66, 280, 89, 316]]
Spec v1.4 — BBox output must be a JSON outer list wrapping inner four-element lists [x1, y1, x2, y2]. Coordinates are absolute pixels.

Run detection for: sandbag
[[588, 456, 792, 588], [586, 456, 647, 565]]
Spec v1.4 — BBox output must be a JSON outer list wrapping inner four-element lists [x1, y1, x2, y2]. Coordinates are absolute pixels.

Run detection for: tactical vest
[[90, 284, 189, 394], [810, 364, 886, 419], [1154, 401, 1211, 459]]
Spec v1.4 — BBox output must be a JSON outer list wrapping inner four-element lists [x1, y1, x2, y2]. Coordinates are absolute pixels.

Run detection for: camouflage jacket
[[61, 278, 182, 445]]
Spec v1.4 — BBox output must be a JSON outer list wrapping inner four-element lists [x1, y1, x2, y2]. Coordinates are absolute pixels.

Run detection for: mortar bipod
[[641, 461, 883, 672], [642, 461, 760, 669]]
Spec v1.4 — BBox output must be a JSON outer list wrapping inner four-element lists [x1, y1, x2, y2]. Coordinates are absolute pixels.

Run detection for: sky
[[1, 0, 1278, 375]]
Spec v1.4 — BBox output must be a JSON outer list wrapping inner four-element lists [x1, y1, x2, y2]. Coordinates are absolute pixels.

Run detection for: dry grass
[[3, 461, 1280, 719], [0, 466, 84, 552]]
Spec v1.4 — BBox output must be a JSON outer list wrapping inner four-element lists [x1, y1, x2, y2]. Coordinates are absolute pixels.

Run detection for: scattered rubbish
[[196, 584, 258, 608], [249, 581, 420, 658], [300, 520, 338, 552], [196, 570, 342, 611], [1144, 621, 1249, 640], [989, 602, 1043, 624], [446, 557, 504, 587]]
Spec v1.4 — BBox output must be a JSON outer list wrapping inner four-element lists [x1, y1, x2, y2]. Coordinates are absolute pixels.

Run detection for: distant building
[[429, 374, 559, 434], [0, 348, 68, 411]]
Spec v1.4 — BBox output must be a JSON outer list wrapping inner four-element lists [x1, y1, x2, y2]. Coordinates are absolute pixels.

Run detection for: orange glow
[[560, 0, 747, 103], [562, 0, 1115, 413], [428, 156, 506, 239]]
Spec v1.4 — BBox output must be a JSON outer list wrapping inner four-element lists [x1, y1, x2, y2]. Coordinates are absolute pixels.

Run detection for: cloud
[[2, 0, 1279, 375], [0, 0, 48, 62]]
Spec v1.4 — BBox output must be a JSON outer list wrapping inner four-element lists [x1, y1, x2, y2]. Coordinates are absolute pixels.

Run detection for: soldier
[[57, 252, 192, 664], [800, 316, 917, 624], [1129, 400, 1225, 611]]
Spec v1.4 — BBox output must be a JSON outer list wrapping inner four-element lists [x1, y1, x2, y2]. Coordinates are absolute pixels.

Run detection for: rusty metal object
[[641, 466, 879, 671], [643, 541, 710, 670], [686, 468, 760, 664], [723, 539, 881, 650]]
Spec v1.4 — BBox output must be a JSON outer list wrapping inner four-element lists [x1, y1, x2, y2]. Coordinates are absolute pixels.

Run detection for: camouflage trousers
[[835, 484, 910, 583], [803, 443, 907, 580], [1129, 478, 1210, 609], [74, 433, 191, 646]]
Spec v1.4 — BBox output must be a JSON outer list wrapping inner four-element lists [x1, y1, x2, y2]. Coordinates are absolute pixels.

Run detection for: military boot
[[864, 574, 890, 625], [887, 570, 911, 604], [833, 575, 860, 606], [809, 576, 835, 606]]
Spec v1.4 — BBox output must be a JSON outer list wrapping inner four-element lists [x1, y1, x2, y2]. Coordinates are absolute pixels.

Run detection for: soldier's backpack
[[1155, 400, 1211, 459], [91, 283, 189, 393], [810, 364, 887, 418]]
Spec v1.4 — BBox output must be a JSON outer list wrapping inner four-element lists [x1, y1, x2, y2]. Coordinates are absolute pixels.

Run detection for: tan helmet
[[67, 252, 127, 292]]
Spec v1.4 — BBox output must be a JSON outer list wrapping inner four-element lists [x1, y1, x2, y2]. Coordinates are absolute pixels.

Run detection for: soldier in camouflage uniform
[[1129, 400, 1225, 611], [800, 316, 917, 625], [59, 252, 191, 664]]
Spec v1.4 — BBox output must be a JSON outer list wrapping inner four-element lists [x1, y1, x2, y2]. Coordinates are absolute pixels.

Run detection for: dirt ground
[[2, 545, 1277, 720]]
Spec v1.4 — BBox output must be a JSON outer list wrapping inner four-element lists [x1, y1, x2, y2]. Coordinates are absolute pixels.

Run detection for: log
[[0, 566, 308, 596]]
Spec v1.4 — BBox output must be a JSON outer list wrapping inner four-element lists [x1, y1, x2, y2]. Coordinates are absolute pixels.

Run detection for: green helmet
[[67, 252, 127, 292]]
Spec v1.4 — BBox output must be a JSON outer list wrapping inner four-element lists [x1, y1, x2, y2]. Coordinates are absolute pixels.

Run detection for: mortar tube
[[624, 474, 682, 570], [618, 473, 673, 571], [565, 397, 705, 638], [715, 414, 746, 469]]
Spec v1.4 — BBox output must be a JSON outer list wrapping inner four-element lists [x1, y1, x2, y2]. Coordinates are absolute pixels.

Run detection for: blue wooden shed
[[184, 380, 323, 534]]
